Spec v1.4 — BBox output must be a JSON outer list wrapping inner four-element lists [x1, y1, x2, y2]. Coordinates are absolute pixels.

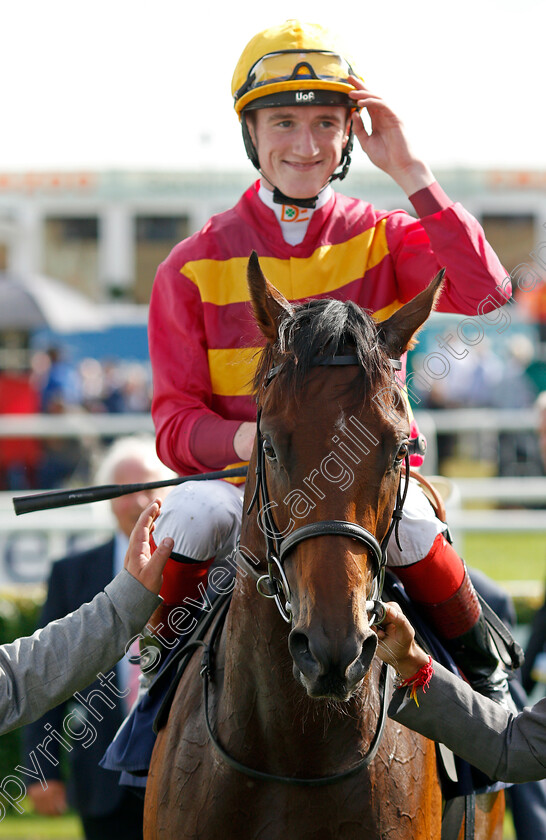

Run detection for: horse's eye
[[395, 442, 409, 463], [263, 439, 277, 462]]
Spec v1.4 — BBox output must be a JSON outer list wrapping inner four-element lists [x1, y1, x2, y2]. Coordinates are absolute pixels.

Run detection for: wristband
[[397, 655, 434, 706]]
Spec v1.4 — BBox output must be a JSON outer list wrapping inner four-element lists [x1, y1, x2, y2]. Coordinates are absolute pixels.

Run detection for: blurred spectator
[[407, 326, 543, 474], [491, 335, 537, 409], [120, 364, 151, 412], [102, 360, 126, 413], [101, 360, 152, 414], [0, 343, 154, 489], [36, 346, 86, 488], [39, 346, 82, 412], [494, 341, 545, 477], [79, 357, 107, 413], [516, 277, 546, 343], [408, 338, 505, 410], [78, 358, 152, 415], [0, 365, 41, 489], [450, 341, 504, 408], [525, 352, 546, 398]]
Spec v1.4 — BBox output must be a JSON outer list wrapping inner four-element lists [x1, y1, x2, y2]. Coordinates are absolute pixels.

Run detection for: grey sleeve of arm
[[389, 661, 546, 783], [0, 569, 161, 735]]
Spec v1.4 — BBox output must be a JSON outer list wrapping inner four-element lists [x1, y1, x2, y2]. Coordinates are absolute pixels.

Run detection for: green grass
[[0, 801, 82, 839], [0, 801, 516, 839], [463, 531, 546, 584], [503, 810, 516, 840], [0, 799, 517, 839]]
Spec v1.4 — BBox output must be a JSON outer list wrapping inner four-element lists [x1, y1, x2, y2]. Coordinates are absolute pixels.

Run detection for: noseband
[[243, 353, 410, 623]]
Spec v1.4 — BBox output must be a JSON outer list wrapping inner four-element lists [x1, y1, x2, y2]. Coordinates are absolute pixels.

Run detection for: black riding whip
[[12, 467, 249, 516]]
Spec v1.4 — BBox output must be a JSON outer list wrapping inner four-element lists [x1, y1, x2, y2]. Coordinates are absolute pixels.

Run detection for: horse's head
[[243, 252, 444, 702]]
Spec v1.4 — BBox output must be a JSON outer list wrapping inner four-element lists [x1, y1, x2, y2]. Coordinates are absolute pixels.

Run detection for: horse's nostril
[[349, 633, 378, 682], [362, 633, 378, 664], [289, 627, 378, 695], [288, 630, 322, 681], [289, 631, 311, 660]]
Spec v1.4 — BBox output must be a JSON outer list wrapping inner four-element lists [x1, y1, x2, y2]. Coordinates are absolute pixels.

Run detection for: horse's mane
[[253, 298, 393, 399]]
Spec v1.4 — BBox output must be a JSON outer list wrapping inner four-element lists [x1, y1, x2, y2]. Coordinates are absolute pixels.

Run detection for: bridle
[[201, 351, 411, 786], [242, 353, 411, 624]]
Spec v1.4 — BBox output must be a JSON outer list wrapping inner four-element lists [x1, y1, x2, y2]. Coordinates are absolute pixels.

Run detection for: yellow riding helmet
[[232, 20, 363, 116]]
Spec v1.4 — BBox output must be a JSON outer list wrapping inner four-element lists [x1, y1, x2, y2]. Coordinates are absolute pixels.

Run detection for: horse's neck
[[218, 575, 382, 773], [222, 577, 295, 709]]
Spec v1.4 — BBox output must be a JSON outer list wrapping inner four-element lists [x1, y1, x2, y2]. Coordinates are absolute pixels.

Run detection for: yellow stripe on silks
[[223, 460, 247, 484], [208, 347, 260, 396], [183, 221, 390, 306], [371, 299, 403, 322]]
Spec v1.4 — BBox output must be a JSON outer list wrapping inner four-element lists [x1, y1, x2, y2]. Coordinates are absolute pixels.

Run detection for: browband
[[266, 355, 401, 383]]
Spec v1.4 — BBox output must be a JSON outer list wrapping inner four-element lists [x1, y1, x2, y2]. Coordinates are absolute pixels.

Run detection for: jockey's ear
[[247, 251, 294, 344], [378, 269, 445, 359]]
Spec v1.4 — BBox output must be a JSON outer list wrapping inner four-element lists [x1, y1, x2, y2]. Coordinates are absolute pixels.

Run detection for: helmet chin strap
[[272, 185, 326, 209], [263, 174, 329, 210]]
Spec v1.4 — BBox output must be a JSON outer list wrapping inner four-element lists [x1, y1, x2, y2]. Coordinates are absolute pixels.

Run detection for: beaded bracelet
[[397, 655, 434, 706]]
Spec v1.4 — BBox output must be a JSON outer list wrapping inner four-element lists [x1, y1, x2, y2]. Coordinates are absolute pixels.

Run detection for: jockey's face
[[248, 105, 351, 199]]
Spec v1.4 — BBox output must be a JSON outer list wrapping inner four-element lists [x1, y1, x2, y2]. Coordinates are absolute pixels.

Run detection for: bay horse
[[144, 254, 504, 839]]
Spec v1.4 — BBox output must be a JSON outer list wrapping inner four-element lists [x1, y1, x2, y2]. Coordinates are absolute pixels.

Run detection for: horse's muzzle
[[288, 627, 378, 700]]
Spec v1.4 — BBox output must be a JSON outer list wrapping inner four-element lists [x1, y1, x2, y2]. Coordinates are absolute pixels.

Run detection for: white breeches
[[153, 476, 445, 570]]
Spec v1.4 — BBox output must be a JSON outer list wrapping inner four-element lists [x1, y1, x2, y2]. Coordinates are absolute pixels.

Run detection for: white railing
[[420, 407, 539, 434], [0, 409, 544, 586], [0, 407, 538, 441], [0, 412, 154, 437], [0, 492, 114, 587], [414, 408, 540, 475]]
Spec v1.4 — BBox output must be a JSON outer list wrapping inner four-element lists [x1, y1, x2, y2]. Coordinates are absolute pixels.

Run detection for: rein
[[200, 625, 393, 786]]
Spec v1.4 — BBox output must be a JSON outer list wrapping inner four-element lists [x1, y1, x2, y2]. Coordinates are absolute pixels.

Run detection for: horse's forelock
[[253, 299, 392, 399]]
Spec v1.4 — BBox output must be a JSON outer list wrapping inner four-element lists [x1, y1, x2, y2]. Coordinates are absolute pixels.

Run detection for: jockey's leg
[[139, 480, 244, 683], [387, 478, 512, 707]]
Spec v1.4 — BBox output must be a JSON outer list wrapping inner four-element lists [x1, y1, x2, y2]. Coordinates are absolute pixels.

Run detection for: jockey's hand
[[124, 500, 174, 595], [373, 601, 430, 678], [234, 421, 256, 461], [348, 77, 435, 197]]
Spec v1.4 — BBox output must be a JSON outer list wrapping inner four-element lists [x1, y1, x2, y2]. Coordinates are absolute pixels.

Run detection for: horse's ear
[[379, 269, 446, 358], [247, 251, 294, 343]]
